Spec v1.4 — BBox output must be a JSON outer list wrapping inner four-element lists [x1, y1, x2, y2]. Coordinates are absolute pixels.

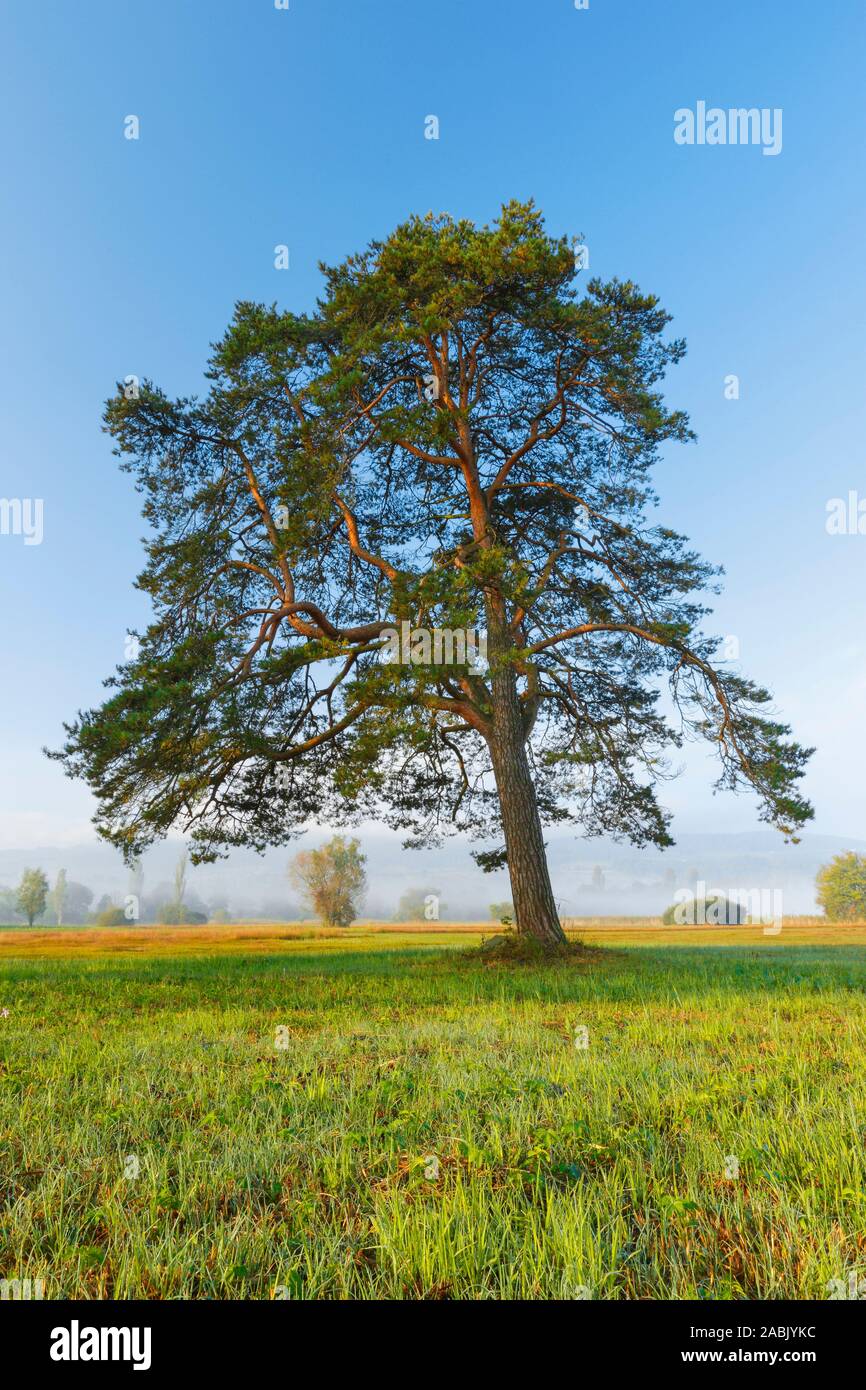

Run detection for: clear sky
[[1, 0, 864, 850]]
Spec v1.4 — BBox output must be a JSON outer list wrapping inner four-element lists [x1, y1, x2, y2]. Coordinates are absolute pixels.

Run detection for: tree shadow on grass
[[3, 941, 865, 1011]]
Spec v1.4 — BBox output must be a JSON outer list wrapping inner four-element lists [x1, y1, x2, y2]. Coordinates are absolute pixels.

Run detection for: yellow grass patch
[[1, 918, 865, 957]]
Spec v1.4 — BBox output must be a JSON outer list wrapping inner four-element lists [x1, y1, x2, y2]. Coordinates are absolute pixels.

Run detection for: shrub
[[94, 906, 126, 927], [662, 893, 745, 926], [158, 903, 208, 925]]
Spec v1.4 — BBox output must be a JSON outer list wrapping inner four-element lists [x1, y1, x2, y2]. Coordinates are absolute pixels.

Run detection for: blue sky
[[1, 0, 864, 850]]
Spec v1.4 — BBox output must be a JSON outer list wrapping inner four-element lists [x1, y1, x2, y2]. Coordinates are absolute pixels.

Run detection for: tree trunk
[[487, 641, 566, 948]]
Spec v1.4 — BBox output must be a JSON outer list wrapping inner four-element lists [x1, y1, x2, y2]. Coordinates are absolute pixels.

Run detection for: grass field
[[1, 921, 865, 1300]]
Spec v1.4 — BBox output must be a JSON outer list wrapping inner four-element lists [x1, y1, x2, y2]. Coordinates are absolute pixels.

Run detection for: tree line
[[4, 845, 864, 928]]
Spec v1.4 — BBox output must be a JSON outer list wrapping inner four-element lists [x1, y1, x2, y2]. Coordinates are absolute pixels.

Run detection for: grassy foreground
[[1, 924, 865, 1299]]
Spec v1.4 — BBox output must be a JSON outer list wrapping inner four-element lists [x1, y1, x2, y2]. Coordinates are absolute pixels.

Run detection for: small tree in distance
[[64, 882, 94, 924], [0, 887, 20, 922], [289, 835, 367, 927], [17, 868, 49, 927], [816, 852, 866, 922], [157, 850, 207, 924], [50, 868, 68, 926], [395, 887, 443, 922]]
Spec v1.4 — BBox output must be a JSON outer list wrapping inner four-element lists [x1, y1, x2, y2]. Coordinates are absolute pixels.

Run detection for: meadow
[[1, 921, 865, 1300]]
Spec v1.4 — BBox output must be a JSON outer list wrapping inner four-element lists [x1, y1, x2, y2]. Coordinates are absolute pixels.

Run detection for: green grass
[[1, 931, 865, 1299]]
